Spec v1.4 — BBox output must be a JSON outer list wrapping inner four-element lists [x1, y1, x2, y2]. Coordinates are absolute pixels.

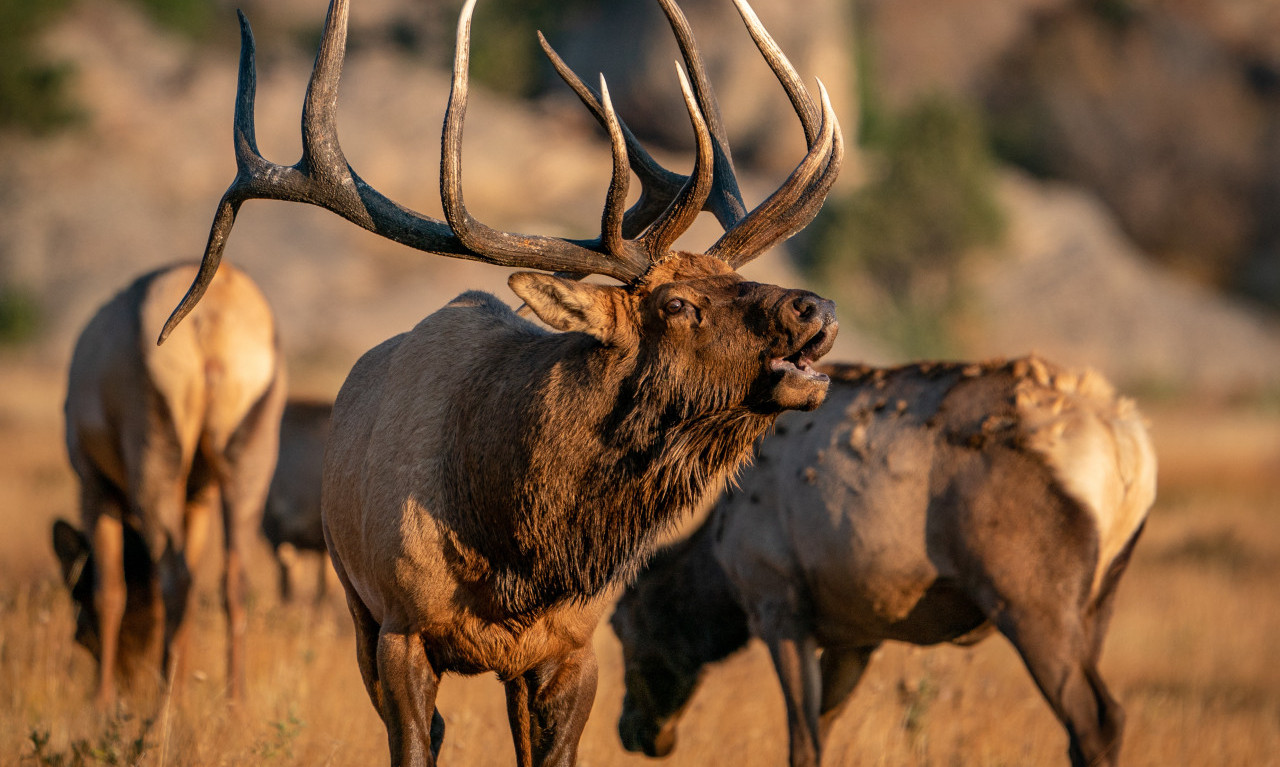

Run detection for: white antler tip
[[458, 0, 479, 37]]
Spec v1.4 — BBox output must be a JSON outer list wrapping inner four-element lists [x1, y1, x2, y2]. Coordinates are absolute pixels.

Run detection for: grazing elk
[[261, 400, 335, 603], [53, 263, 286, 708], [612, 356, 1156, 767], [157, 0, 841, 763]]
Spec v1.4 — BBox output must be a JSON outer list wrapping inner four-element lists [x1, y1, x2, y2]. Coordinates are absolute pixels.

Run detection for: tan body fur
[[53, 263, 286, 707], [613, 356, 1156, 767]]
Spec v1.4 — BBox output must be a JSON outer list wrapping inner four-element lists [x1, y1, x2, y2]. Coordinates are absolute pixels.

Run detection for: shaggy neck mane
[[447, 332, 776, 618]]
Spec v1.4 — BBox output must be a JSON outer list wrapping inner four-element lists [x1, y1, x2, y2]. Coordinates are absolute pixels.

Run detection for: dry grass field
[[2, 358, 1278, 767]]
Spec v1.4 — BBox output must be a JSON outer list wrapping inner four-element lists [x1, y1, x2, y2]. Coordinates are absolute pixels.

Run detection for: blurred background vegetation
[[798, 87, 1006, 357], [0, 0, 80, 134], [1, 0, 1278, 394]]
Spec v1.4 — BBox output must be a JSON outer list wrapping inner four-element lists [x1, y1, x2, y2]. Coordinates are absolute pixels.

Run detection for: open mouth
[[769, 325, 834, 382]]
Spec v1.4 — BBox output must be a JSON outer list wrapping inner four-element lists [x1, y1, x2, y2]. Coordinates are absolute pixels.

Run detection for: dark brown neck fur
[[438, 324, 774, 618]]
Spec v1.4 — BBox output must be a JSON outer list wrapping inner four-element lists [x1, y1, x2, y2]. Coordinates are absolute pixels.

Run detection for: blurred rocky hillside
[[866, 0, 1280, 309], [0, 0, 1277, 400]]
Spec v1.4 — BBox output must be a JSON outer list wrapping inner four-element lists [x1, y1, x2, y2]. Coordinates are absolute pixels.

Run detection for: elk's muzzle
[[761, 291, 838, 412], [619, 704, 678, 758]]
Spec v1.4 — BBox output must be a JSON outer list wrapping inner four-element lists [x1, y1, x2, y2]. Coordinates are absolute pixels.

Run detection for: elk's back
[[713, 358, 1155, 644]]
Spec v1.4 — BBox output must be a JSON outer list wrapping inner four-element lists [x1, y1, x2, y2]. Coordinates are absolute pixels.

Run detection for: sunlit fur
[[54, 263, 286, 706], [612, 357, 1155, 767], [322, 252, 836, 764]]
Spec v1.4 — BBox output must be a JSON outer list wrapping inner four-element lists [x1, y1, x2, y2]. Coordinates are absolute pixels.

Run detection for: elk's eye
[[664, 298, 685, 315]]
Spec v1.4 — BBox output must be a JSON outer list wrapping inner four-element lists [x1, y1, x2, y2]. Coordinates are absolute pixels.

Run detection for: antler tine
[[160, 9, 277, 344], [639, 63, 716, 257], [653, 0, 748, 230], [538, 0, 838, 261], [442, 0, 650, 280], [729, 0, 821, 145], [598, 78, 644, 261], [707, 80, 843, 266], [538, 3, 748, 236], [536, 33, 687, 240]]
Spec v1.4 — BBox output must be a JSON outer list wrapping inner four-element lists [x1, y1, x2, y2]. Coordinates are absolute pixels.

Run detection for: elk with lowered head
[[54, 263, 285, 708], [612, 357, 1156, 767], [158, 0, 841, 764], [261, 400, 335, 604]]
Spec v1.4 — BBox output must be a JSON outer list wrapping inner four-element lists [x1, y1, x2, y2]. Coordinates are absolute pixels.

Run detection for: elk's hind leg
[[342, 581, 384, 713], [818, 644, 877, 740], [164, 470, 218, 696], [217, 370, 287, 701], [75, 478, 129, 710], [962, 453, 1126, 765], [325, 532, 450, 754], [995, 604, 1123, 767]]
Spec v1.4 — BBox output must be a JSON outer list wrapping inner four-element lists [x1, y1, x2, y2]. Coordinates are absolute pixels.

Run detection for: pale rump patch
[[140, 265, 279, 455], [1014, 357, 1157, 594]]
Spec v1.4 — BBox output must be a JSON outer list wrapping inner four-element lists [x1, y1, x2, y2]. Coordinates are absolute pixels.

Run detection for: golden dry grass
[[2, 359, 1278, 767]]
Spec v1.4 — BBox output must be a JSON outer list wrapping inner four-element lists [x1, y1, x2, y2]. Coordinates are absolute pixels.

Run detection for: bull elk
[[261, 400, 335, 603], [53, 263, 286, 708], [157, 0, 841, 763], [612, 356, 1157, 767]]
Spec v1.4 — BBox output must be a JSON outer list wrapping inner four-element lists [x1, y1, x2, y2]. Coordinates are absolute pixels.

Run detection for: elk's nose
[[791, 294, 834, 323]]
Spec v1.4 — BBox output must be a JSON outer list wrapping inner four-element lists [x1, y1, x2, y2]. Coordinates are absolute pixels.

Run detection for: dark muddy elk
[[612, 356, 1157, 767], [261, 400, 335, 604], [157, 0, 841, 763], [53, 262, 286, 708]]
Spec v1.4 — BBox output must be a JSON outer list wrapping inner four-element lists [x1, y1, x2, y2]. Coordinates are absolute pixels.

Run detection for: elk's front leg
[[505, 644, 599, 767], [378, 628, 443, 767]]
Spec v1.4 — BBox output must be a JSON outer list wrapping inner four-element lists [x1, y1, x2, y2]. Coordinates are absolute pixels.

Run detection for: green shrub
[[23, 714, 152, 766], [800, 94, 1005, 357], [468, 0, 595, 97], [129, 0, 217, 40], [0, 285, 40, 345], [0, 0, 80, 135]]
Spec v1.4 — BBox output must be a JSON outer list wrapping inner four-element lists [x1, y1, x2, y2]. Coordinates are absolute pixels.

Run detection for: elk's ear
[[52, 519, 89, 585], [509, 272, 623, 343]]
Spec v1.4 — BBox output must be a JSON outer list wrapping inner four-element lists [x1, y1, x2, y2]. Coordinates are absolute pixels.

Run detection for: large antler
[[540, 0, 842, 260], [160, 0, 841, 343]]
